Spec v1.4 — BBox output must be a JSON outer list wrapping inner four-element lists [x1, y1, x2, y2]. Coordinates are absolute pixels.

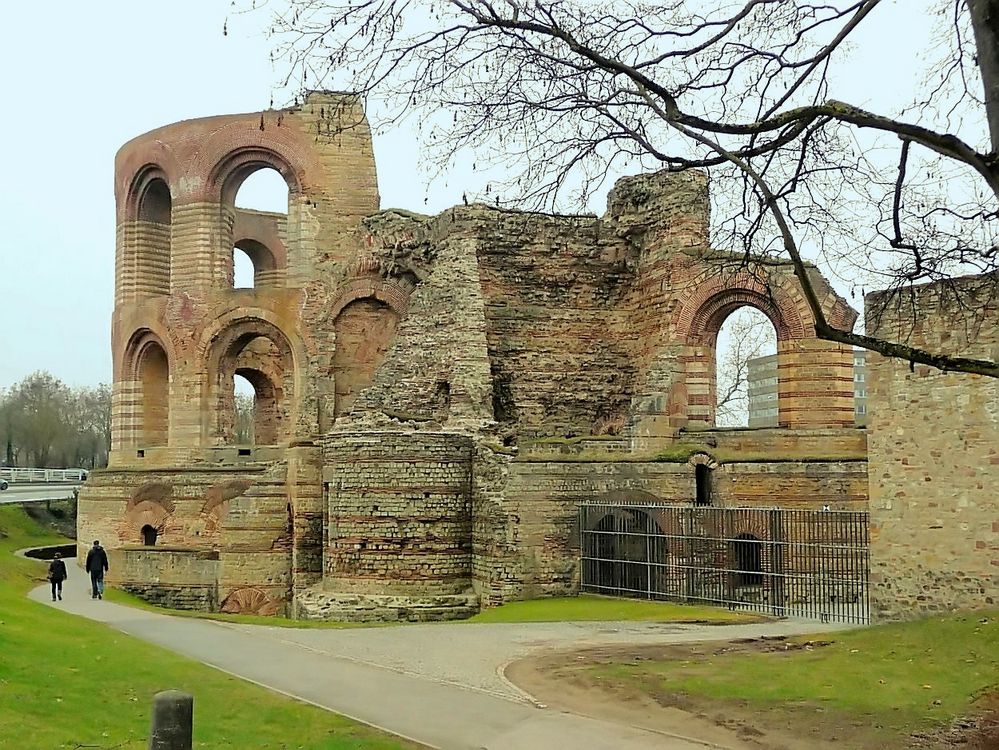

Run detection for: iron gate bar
[[579, 503, 870, 624]]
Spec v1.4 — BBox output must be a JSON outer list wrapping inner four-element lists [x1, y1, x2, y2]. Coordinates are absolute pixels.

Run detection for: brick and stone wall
[[470, 431, 867, 605], [322, 431, 474, 596], [867, 276, 999, 620]]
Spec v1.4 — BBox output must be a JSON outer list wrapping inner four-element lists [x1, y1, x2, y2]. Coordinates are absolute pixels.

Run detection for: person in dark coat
[[85, 540, 109, 600], [47, 552, 67, 601]]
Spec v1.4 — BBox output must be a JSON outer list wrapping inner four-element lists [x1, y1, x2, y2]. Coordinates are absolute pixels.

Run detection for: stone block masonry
[[867, 275, 999, 620]]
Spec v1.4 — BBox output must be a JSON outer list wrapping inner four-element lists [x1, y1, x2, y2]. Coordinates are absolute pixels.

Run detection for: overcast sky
[[0, 0, 942, 389]]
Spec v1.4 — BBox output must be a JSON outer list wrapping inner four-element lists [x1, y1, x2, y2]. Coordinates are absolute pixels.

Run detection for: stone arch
[[119, 482, 174, 543], [201, 314, 300, 446], [122, 330, 171, 448], [331, 289, 405, 420], [669, 270, 857, 429]]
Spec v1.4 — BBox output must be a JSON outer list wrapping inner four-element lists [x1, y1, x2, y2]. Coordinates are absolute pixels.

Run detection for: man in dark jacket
[[85, 540, 109, 599], [47, 552, 67, 601]]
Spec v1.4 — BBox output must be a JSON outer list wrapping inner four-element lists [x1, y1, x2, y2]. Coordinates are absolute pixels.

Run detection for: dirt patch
[[505, 638, 949, 750]]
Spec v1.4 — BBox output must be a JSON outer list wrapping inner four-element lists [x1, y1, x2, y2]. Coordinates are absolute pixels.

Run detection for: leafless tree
[[234, 392, 255, 445], [245, 0, 999, 376], [0, 374, 111, 469]]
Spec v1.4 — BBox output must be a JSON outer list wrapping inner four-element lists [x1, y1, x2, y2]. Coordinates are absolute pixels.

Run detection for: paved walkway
[[30, 582, 852, 750]]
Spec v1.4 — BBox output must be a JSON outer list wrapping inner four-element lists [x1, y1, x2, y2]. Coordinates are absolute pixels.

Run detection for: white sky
[[0, 0, 947, 389]]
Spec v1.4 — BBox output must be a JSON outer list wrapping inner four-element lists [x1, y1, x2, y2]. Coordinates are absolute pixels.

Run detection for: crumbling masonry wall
[[81, 92, 870, 621]]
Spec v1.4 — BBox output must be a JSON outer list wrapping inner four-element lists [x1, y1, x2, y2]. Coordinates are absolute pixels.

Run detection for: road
[[0, 482, 80, 504], [29, 581, 853, 750]]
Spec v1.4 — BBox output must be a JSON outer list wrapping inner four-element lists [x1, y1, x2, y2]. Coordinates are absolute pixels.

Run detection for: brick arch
[[124, 164, 173, 222], [192, 122, 317, 204], [115, 134, 181, 222], [121, 328, 173, 381], [675, 274, 809, 345], [220, 586, 281, 616], [119, 482, 174, 543], [200, 479, 252, 536], [197, 310, 306, 369], [687, 452, 719, 469], [328, 277, 412, 321], [200, 313, 301, 446]]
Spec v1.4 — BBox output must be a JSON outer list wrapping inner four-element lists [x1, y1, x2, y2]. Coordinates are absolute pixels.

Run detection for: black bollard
[[149, 690, 193, 750]]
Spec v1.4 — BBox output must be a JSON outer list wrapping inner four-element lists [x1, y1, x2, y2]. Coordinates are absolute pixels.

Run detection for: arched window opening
[[141, 524, 158, 546], [233, 167, 289, 214], [231, 240, 277, 289], [695, 464, 712, 506], [211, 320, 295, 449], [139, 342, 169, 446], [732, 534, 763, 587], [233, 373, 255, 444], [333, 298, 401, 418], [715, 306, 777, 428], [233, 247, 255, 289], [135, 177, 172, 297]]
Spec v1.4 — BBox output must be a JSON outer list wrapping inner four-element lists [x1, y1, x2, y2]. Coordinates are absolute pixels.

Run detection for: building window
[[141, 525, 158, 546]]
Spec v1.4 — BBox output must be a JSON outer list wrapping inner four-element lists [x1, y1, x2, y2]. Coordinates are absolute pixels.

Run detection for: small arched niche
[[332, 297, 401, 419], [134, 176, 172, 297], [138, 341, 169, 447], [141, 524, 158, 546]]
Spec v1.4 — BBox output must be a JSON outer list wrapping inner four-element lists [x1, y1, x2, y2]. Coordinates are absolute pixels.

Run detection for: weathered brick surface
[[867, 276, 999, 620]]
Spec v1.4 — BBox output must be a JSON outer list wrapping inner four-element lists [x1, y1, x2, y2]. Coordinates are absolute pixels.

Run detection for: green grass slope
[[0, 506, 416, 749]]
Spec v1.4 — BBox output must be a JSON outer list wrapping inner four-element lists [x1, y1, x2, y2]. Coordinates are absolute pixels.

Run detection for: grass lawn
[[467, 594, 764, 624], [588, 611, 999, 738], [0, 505, 416, 749]]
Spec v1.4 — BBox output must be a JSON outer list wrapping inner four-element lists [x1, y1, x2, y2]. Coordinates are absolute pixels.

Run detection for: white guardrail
[[0, 468, 88, 483]]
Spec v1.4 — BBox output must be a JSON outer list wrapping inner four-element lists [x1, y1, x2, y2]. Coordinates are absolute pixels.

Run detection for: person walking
[[47, 552, 67, 601], [85, 540, 109, 600]]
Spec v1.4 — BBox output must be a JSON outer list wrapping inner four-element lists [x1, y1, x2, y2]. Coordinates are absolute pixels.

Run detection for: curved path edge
[[27, 583, 738, 749]]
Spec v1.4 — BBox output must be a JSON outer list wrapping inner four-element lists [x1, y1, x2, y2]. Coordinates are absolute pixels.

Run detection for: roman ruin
[[77, 91, 878, 621]]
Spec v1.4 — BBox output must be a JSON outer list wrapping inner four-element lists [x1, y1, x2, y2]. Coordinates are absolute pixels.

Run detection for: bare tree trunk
[[969, 0, 999, 153]]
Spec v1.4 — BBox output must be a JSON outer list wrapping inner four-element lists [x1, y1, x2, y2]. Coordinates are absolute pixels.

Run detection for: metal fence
[[579, 504, 870, 624]]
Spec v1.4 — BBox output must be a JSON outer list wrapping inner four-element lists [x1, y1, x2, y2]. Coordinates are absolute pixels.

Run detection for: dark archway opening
[[695, 464, 712, 506], [732, 533, 763, 586], [141, 524, 158, 546]]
